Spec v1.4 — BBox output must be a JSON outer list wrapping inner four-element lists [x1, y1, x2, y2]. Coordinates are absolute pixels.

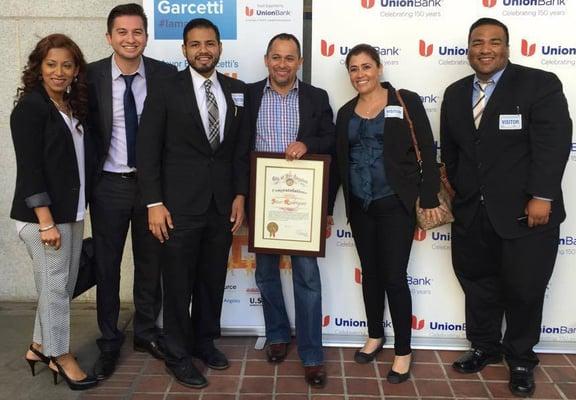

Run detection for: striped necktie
[[473, 80, 494, 129], [204, 79, 220, 150]]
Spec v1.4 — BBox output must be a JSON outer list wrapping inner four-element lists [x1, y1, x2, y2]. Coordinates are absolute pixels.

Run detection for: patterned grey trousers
[[19, 221, 84, 357]]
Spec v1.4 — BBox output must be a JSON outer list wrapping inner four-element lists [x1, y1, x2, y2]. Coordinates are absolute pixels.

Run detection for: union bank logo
[[412, 315, 425, 330], [419, 40, 433, 57], [361, 0, 376, 8], [245, 6, 254, 16], [320, 40, 335, 57], [323, 315, 331, 327], [418, 40, 468, 57], [413, 228, 426, 241], [521, 39, 536, 57], [482, 0, 497, 7]]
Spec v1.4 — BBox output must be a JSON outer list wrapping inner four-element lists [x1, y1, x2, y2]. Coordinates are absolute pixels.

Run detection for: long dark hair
[[16, 33, 89, 123]]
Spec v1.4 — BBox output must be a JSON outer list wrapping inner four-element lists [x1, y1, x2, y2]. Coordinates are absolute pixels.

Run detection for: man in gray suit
[[87, 3, 176, 380]]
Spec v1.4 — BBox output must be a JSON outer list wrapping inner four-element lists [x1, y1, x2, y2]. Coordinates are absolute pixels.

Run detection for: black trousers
[[91, 172, 163, 352], [161, 201, 232, 367], [451, 204, 559, 368], [349, 195, 415, 356]]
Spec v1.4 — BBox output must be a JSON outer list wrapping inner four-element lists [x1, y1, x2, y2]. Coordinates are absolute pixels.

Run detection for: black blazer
[[10, 85, 96, 223], [87, 55, 177, 174], [137, 69, 250, 216], [247, 79, 335, 154], [332, 82, 440, 218], [440, 63, 572, 239]]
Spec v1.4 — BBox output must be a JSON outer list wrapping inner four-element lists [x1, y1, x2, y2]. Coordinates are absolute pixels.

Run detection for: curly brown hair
[[16, 33, 88, 124]]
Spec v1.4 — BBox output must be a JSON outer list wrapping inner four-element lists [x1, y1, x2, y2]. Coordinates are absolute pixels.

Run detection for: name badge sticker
[[499, 114, 522, 130], [384, 105, 403, 119], [231, 93, 244, 107]]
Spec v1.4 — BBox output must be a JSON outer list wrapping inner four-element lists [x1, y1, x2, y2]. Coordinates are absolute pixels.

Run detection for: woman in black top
[[332, 44, 444, 383], [11, 33, 97, 390]]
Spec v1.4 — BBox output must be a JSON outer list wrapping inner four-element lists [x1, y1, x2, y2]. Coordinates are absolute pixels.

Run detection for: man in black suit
[[247, 33, 335, 388], [137, 18, 249, 388], [441, 18, 571, 397], [87, 3, 177, 379]]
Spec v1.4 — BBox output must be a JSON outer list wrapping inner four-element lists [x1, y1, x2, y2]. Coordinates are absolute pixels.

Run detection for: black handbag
[[73, 237, 96, 298]]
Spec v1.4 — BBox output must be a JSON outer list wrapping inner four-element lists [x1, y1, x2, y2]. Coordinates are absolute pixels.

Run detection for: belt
[[102, 171, 137, 179]]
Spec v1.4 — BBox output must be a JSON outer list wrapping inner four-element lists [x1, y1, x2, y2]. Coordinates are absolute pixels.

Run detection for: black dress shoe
[[509, 366, 535, 397], [304, 365, 327, 388], [193, 346, 229, 370], [166, 363, 208, 389], [354, 339, 384, 364], [134, 337, 165, 360], [93, 350, 120, 380], [452, 349, 502, 373], [266, 343, 288, 363]]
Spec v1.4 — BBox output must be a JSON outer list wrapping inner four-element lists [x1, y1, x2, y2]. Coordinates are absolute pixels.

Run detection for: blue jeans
[[255, 254, 323, 366]]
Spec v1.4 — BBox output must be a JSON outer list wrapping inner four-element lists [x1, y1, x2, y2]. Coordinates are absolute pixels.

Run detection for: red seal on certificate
[[267, 222, 278, 238]]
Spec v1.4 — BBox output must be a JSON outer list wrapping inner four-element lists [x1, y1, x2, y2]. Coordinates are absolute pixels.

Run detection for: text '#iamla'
[[380, 0, 442, 6], [157, 0, 224, 14]]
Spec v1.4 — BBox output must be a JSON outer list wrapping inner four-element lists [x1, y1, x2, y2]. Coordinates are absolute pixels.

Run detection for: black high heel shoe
[[50, 356, 98, 391], [354, 338, 384, 364], [387, 354, 412, 384], [25, 344, 50, 376]]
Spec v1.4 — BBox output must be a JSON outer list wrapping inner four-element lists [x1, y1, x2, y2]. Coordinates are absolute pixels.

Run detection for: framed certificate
[[248, 152, 331, 257]]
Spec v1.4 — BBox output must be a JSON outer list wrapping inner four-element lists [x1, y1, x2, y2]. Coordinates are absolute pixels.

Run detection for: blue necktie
[[122, 74, 138, 167]]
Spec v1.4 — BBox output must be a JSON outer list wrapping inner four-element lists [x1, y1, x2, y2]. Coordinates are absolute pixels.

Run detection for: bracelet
[[38, 224, 55, 232]]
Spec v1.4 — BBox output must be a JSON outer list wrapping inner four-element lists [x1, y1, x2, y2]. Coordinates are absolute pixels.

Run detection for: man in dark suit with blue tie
[[247, 33, 335, 388], [441, 18, 571, 397], [137, 18, 250, 388], [87, 3, 177, 380]]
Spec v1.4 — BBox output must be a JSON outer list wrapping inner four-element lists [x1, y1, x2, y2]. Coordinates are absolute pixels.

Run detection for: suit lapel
[[297, 82, 312, 140], [142, 56, 155, 94], [99, 57, 114, 148], [478, 65, 514, 131], [218, 72, 235, 146], [457, 76, 475, 132], [178, 70, 214, 153]]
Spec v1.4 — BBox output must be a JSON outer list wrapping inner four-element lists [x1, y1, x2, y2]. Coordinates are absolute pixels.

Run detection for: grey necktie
[[204, 79, 220, 150], [473, 80, 494, 129]]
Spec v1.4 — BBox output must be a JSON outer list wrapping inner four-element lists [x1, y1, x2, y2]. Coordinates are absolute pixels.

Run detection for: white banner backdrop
[[143, 0, 576, 351], [311, 0, 576, 351]]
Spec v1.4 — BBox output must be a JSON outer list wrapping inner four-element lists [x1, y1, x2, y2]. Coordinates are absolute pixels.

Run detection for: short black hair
[[107, 3, 148, 35], [468, 17, 509, 46], [345, 43, 381, 69], [266, 33, 301, 58], [182, 18, 221, 44]]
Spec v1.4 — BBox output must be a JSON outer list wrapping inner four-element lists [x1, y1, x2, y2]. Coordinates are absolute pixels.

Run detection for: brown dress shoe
[[304, 365, 326, 388], [266, 343, 288, 363]]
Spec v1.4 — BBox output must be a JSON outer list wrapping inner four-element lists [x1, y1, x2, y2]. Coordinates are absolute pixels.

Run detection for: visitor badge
[[499, 114, 522, 130], [231, 93, 244, 107], [384, 105, 403, 119]]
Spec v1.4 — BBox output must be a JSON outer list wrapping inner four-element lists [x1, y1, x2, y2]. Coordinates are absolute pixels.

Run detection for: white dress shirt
[[189, 67, 227, 143], [103, 56, 146, 173]]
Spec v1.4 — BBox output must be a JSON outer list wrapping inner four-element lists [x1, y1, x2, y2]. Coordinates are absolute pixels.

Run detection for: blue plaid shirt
[[255, 79, 300, 152]]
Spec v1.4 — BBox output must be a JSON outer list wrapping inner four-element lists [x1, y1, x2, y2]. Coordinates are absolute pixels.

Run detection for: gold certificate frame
[[248, 152, 331, 257]]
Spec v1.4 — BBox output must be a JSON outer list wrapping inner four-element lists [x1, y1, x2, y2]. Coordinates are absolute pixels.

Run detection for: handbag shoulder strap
[[395, 89, 422, 166]]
